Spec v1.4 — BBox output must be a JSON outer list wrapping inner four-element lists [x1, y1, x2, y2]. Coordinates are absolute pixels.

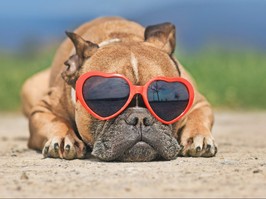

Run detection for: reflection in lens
[[82, 76, 130, 117], [147, 80, 189, 122]]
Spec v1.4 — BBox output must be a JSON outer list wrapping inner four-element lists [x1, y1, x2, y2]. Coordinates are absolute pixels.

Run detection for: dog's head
[[62, 23, 182, 161]]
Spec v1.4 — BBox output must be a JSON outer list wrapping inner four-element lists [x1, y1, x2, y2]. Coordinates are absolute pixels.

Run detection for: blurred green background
[[0, 0, 266, 112]]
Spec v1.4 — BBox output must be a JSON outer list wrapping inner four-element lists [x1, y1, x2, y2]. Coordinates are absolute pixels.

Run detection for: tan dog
[[21, 17, 217, 161]]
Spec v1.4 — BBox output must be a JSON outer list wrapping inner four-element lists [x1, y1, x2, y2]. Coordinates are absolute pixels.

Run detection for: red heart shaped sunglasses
[[76, 71, 194, 124]]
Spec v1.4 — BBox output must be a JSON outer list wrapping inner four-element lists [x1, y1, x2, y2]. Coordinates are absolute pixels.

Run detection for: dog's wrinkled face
[[63, 23, 182, 161]]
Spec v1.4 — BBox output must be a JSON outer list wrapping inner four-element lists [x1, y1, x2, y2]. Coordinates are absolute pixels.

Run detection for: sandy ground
[[0, 111, 266, 198]]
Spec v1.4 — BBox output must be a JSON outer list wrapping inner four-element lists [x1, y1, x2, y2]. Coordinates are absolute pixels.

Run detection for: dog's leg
[[28, 105, 86, 160], [21, 69, 50, 118], [177, 95, 217, 157]]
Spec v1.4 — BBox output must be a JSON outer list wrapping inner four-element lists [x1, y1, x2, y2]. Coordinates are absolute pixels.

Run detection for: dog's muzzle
[[91, 107, 180, 162]]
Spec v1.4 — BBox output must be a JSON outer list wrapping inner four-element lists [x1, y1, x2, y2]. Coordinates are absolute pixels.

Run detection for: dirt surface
[[0, 111, 266, 198]]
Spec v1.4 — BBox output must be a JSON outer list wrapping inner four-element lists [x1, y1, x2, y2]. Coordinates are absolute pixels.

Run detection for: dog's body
[[21, 17, 217, 161]]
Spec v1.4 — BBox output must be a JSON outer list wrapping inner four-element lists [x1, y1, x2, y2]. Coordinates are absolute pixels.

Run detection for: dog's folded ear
[[144, 22, 176, 55], [62, 31, 99, 87], [65, 31, 99, 60]]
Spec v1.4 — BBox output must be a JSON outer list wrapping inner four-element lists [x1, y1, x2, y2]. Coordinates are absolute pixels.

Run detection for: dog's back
[[21, 17, 144, 117]]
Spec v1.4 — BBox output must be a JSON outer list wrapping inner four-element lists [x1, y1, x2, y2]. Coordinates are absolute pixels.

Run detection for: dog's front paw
[[179, 132, 217, 157], [42, 134, 86, 160]]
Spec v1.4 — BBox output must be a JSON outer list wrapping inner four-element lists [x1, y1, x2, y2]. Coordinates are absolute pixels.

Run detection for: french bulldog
[[21, 17, 217, 161]]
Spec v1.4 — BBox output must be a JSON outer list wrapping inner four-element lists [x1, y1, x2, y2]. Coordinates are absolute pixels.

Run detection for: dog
[[21, 17, 217, 161]]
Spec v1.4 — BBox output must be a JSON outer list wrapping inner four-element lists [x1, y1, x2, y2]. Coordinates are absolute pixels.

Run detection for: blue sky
[[1, 0, 266, 52], [0, 0, 175, 18]]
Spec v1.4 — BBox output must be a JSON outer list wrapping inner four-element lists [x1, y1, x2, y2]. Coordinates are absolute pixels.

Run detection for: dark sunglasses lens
[[147, 80, 189, 122], [82, 76, 130, 118]]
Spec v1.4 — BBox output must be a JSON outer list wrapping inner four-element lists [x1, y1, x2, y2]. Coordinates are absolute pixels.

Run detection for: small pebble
[[125, 187, 131, 192], [20, 172, 29, 180], [253, 169, 263, 174]]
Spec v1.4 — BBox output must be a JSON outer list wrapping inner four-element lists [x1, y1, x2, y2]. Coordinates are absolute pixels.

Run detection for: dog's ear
[[65, 31, 99, 59], [144, 22, 176, 55], [62, 31, 99, 86]]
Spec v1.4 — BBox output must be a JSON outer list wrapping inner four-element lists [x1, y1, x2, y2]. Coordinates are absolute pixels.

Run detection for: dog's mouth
[[117, 141, 158, 162], [90, 108, 180, 162]]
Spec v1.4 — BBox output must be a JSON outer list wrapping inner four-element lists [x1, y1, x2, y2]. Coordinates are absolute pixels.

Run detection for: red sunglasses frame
[[76, 71, 194, 124]]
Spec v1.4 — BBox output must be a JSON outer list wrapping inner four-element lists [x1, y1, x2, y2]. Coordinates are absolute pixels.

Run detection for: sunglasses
[[76, 71, 194, 124]]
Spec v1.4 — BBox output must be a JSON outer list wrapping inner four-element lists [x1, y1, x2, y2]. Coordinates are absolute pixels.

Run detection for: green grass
[[0, 48, 56, 112], [177, 47, 266, 110], [0, 46, 266, 111]]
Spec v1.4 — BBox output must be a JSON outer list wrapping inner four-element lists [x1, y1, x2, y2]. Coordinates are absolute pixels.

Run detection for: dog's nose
[[126, 107, 154, 126]]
